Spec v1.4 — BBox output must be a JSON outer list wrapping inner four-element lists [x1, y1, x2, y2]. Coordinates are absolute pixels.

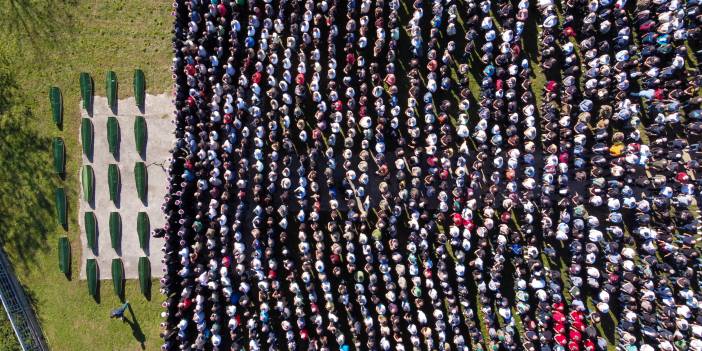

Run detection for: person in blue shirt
[[110, 301, 130, 321]]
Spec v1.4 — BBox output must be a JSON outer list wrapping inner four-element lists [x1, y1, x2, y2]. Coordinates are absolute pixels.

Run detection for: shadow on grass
[[0, 27, 60, 270], [0, 57, 16, 115], [19, 282, 40, 314], [125, 304, 146, 349], [0, 0, 75, 54], [0, 106, 55, 271]]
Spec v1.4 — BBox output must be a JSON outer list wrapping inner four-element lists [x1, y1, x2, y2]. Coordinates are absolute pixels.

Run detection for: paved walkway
[[78, 94, 170, 280]]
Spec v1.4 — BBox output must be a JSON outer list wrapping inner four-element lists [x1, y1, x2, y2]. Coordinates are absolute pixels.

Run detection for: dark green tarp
[[134, 69, 145, 110], [137, 212, 149, 251], [134, 162, 147, 202], [106, 71, 117, 110], [79, 72, 92, 110], [58, 237, 70, 275], [108, 164, 120, 204], [111, 258, 124, 300], [86, 259, 98, 300], [109, 212, 121, 250], [55, 188, 67, 228], [81, 165, 94, 203], [52, 137, 65, 174], [81, 118, 93, 156], [107, 117, 119, 156], [134, 116, 147, 155], [49, 86, 62, 126], [84, 212, 97, 252], [138, 257, 151, 298]]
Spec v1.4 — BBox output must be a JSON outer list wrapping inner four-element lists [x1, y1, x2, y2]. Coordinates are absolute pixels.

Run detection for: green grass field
[[0, 1, 171, 350]]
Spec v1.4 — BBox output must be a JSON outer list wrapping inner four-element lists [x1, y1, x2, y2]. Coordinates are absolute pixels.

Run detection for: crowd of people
[[157, 0, 702, 349]]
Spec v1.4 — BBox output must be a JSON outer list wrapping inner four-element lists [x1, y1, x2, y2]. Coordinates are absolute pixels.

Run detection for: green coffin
[[107, 117, 119, 156], [134, 162, 147, 203], [55, 188, 67, 228], [138, 257, 151, 298], [108, 164, 120, 204], [134, 69, 145, 110], [81, 118, 93, 157], [49, 86, 62, 126], [81, 165, 95, 203], [109, 212, 121, 250], [111, 258, 124, 300], [79, 72, 93, 110], [137, 212, 149, 251], [52, 137, 65, 174], [84, 212, 97, 252], [134, 116, 147, 155], [58, 237, 70, 275], [86, 258, 98, 300], [106, 71, 117, 110]]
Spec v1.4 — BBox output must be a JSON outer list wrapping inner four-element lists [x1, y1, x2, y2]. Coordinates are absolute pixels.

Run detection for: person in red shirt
[[676, 171, 689, 183], [564, 26, 576, 37], [181, 298, 192, 310], [185, 64, 196, 76], [546, 80, 558, 92], [251, 71, 262, 84], [216, 3, 226, 16], [569, 328, 582, 342], [568, 340, 580, 351]]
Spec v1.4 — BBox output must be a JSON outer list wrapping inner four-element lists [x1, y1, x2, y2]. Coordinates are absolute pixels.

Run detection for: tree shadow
[[0, 57, 16, 115], [0, 0, 75, 55], [20, 281, 40, 314], [0, 106, 54, 270], [125, 304, 146, 350]]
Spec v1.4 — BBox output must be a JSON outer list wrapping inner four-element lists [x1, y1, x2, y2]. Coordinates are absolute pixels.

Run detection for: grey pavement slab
[[78, 94, 172, 280]]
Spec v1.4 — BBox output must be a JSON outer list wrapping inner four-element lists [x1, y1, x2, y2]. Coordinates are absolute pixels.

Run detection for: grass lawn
[[0, 1, 171, 350]]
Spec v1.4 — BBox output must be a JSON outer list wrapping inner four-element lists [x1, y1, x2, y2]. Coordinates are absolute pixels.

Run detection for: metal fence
[[0, 249, 48, 351]]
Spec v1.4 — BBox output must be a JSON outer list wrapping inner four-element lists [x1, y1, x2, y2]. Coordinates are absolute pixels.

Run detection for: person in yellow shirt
[[610, 142, 625, 157]]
